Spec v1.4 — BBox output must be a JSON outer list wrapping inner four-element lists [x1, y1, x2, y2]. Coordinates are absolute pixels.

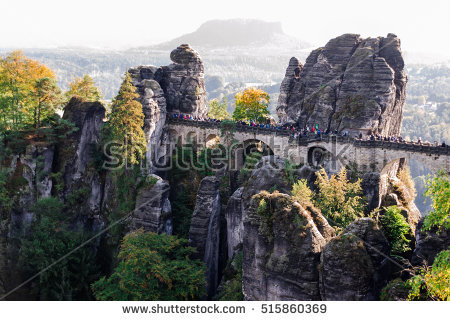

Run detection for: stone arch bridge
[[165, 118, 450, 175]]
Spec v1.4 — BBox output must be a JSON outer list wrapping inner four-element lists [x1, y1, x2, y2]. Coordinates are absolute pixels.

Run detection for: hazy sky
[[2, 0, 449, 56]]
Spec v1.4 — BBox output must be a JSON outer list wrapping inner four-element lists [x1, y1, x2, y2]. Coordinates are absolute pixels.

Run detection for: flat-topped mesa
[[277, 33, 407, 136]]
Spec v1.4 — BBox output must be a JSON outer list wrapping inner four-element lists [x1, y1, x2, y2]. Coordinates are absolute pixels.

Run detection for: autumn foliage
[[0, 50, 60, 129], [232, 87, 270, 123]]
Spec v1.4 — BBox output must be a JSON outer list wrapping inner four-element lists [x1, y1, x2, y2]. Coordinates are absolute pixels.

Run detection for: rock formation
[[57, 98, 106, 218], [319, 218, 390, 300], [412, 219, 450, 267], [160, 44, 207, 117], [225, 156, 316, 258], [225, 187, 244, 259], [189, 176, 222, 297], [128, 175, 172, 234], [243, 191, 334, 300], [127, 68, 168, 170], [128, 44, 208, 170], [378, 160, 421, 235], [277, 33, 407, 136]]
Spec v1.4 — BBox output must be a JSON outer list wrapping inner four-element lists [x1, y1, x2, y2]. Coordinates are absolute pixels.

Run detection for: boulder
[[277, 33, 407, 137], [319, 218, 391, 300], [243, 191, 334, 300], [189, 176, 221, 297]]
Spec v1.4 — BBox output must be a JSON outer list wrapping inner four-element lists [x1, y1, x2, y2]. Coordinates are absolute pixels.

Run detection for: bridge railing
[[167, 117, 449, 155]]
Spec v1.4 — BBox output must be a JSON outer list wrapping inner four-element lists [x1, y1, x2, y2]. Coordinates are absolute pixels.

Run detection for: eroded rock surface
[[189, 176, 221, 297], [128, 44, 207, 170], [129, 176, 172, 235], [277, 33, 407, 136], [243, 191, 334, 300], [412, 219, 450, 267], [319, 218, 390, 300]]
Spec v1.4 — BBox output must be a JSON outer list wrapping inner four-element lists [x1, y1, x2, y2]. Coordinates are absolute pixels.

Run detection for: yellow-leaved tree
[[232, 87, 269, 123], [0, 50, 59, 129]]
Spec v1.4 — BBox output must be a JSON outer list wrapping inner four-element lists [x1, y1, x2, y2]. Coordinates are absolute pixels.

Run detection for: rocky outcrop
[[412, 219, 450, 267], [277, 33, 407, 137], [189, 176, 221, 297], [128, 69, 168, 170], [243, 191, 334, 300], [379, 161, 421, 235], [128, 176, 172, 234], [128, 44, 207, 170], [129, 44, 207, 119], [319, 218, 390, 300], [160, 44, 207, 118], [225, 187, 244, 259], [276, 57, 303, 124], [225, 156, 317, 259]]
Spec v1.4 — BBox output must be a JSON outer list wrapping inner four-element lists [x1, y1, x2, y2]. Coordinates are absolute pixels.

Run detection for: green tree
[[91, 229, 206, 300], [314, 167, 365, 229], [19, 197, 99, 300], [208, 97, 229, 120], [65, 75, 102, 102], [34, 77, 63, 128], [422, 170, 450, 232], [379, 206, 412, 256], [407, 250, 450, 301], [232, 87, 269, 123], [103, 72, 146, 165]]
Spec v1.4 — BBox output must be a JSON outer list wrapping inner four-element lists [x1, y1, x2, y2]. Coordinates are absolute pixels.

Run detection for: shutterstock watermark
[[100, 133, 356, 173]]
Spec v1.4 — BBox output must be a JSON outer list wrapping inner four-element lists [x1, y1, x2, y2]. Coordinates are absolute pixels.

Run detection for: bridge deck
[[167, 118, 450, 156]]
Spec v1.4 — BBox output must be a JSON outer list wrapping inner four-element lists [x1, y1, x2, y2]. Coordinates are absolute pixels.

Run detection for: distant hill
[[153, 19, 311, 50]]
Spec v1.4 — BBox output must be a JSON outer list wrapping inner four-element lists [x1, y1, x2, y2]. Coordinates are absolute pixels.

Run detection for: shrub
[[314, 167, 365, 229], [282, 159, 297, 186], [379, 206, 412, 256], [216, 251, 244, 301], [291, 179, 313, 205], [91, 229, 206, 300], [397, 167, 417, 201], [422, 170, 450, 232], [380, 278, 412, 301], [238, 151, 262, 183], [407, 250, 450, 301]]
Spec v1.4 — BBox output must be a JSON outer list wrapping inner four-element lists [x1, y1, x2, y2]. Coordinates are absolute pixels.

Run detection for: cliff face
[[277, 33, 407, 136], [188, 176, 222, 298], [243, 191, 334, 300]]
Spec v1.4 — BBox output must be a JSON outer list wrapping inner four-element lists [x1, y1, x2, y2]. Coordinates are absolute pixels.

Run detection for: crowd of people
[[169, 113, 447, 147]]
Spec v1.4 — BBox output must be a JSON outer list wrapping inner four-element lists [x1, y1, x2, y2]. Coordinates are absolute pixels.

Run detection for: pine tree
[[104, 72, 146, 166]]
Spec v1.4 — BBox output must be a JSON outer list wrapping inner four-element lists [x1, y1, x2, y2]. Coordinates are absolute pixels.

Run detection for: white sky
[[1, 0, 449, 57]]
